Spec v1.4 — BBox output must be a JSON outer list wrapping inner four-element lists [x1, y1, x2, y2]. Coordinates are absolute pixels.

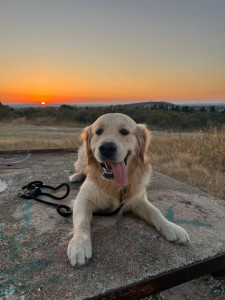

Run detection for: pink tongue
[[109, 161, 128, 187]]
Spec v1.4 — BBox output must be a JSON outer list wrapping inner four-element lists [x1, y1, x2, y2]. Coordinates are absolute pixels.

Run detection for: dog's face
[[82, 113, 150, 187]]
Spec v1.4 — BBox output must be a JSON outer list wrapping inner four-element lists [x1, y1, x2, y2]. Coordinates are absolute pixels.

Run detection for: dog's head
[[81, 113, 150, 187]]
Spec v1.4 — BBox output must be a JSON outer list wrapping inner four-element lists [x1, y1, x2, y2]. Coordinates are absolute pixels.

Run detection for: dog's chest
[[102, 187, 126, 207]]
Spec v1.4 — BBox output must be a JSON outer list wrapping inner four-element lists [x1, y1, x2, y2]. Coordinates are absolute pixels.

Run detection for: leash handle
[[16, 181, 124, 218], [27, 181, 70, 200], [16, 181, 72, 218]]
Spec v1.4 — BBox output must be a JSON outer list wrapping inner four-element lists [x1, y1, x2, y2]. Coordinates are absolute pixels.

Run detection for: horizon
[[1, 0, 225, 106], [4, 99, 225, 108]]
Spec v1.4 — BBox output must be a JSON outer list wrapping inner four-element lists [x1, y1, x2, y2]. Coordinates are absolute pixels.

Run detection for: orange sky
[[1, 1, 225, 105]]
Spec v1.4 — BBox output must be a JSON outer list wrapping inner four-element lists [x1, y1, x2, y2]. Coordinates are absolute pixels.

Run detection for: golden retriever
[[67, 113, 189, 266]]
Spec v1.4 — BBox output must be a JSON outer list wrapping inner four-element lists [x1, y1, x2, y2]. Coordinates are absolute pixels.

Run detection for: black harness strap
[[16, 181, 72, 217]]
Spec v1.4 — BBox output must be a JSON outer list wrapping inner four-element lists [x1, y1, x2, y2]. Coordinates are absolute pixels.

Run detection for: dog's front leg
[[67, 193, 93, 266], [131, 195, 189, 243]]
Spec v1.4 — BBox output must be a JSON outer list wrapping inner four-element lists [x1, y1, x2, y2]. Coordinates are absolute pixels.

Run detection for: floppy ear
[[81, 126, 93, 165], [135, 124, 151, 163]]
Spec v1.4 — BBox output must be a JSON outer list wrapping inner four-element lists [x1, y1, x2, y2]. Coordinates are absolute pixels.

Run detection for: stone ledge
[[0, 152, 225, 299]]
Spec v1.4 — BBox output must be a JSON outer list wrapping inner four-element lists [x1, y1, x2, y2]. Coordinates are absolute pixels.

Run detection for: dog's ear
[[81, 126, 93, 165], [135, 124, 151, 163]]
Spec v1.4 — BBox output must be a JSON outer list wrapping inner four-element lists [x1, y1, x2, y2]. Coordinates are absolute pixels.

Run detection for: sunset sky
[[0, 0, 225, 105]]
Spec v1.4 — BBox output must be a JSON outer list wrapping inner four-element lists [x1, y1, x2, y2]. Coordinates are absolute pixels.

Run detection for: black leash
[[16, 181, 125, 218], [16, 181, 72, 217]]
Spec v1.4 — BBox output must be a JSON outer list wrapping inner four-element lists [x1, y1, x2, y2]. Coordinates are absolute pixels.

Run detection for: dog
[[67, 113, 189, 266]]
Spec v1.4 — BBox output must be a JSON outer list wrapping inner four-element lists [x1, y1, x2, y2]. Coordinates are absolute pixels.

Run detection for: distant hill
[[125, 101, 225, 112], [126, 100, 225, 107], [126, 101, 170, 106]]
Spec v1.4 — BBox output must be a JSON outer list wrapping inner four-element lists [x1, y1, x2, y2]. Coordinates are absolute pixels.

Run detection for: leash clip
[[15, 188, 24, 197]]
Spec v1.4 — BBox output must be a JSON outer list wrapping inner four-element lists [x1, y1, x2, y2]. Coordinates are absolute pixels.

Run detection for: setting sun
[[41, 101, 46, 105]]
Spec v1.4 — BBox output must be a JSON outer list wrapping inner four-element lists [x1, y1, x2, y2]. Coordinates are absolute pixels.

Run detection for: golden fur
[[67, 113, 189, 266]]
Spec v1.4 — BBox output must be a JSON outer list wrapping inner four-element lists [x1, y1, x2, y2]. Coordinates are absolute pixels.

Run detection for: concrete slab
[[0, 152, 225, 299], [0, 149, 77, 175]]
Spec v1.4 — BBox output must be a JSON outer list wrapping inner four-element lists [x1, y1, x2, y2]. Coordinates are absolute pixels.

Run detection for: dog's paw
[[161, 222, 189, 244], [68, 173, 86, 183], [67, 234, 92, 266]]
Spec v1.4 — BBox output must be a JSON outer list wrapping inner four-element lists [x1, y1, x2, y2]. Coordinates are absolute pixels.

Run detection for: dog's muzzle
[[99, 141, 117, 161]]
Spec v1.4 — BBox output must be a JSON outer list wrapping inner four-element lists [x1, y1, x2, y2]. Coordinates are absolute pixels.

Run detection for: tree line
[[0, 102, 225, 130]]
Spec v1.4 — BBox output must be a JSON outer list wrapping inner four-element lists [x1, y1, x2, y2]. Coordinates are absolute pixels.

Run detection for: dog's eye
[[96, 128, 103, 135], [120, 129, 129, 136]]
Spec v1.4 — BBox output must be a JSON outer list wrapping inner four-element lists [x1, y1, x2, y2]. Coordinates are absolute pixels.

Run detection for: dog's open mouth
[[100, 153, 130, 187]]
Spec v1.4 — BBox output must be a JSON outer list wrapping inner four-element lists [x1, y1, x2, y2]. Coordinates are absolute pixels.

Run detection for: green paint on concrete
[[167, 204, 212, 228]]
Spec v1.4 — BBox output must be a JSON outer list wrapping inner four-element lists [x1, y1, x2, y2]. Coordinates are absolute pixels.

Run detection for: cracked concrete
[[0, 151, 225, 299]]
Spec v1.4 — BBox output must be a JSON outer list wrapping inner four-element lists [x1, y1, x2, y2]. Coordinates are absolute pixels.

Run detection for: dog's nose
[[99, 142, 117, 159]]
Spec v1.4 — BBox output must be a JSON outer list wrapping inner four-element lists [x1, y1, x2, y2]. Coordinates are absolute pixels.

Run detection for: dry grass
[[0, 124, 82, 150], [1, 122, 224, 200], [150, 128, 225, 200]]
